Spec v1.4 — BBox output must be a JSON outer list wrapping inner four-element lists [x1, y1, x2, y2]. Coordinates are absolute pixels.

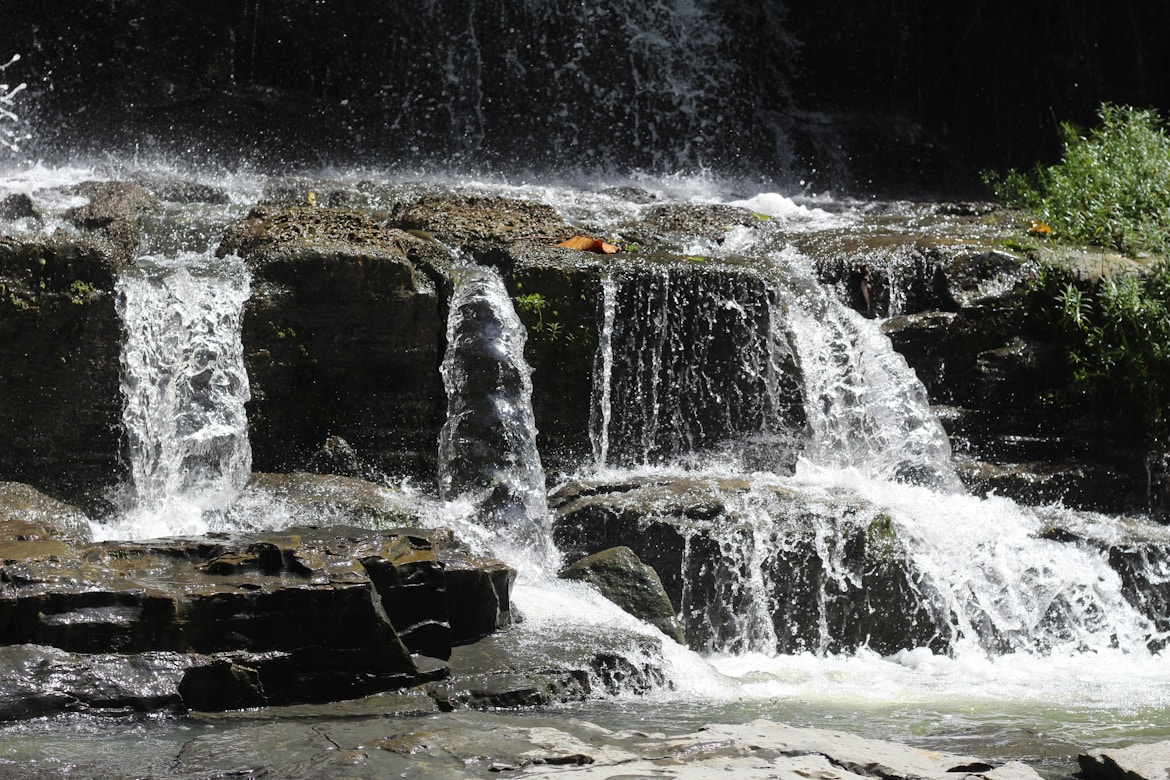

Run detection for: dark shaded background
[[2, 1, 1167, 197]]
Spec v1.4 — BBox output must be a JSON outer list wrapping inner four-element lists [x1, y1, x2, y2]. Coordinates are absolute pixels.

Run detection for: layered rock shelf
[[0, 489, 515, 716], [3, 177, 1164, 515]]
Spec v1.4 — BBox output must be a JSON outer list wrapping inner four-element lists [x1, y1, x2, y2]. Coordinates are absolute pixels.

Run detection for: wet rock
[[551, 475, 946, 655], [430, 611, 666, 710], [0, 482, 92, 544], [219, 206, 451, 481], [0, 525, 517, 713], [559, 546, 685, 644], [1079, 740, 1170, 780], [0, 193, 39, 221], [65, 181, 158, 263], [0, 644, 193, 720], [617, 201, 767, 247], [388, 193, 566, 244], [0, 235, 125, 511]]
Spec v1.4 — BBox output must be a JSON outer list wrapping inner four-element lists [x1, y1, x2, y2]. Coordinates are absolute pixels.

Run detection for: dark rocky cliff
[[2, 2, 1167, 196]]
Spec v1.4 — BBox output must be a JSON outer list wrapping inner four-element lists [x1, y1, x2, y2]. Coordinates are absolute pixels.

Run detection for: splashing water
[[786, 279, 962, 491], [0, 54, 29, 154], [98, 251, 252, 540]]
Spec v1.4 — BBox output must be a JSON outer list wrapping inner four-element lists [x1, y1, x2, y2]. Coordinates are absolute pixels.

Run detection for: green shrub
[[1054, 260, 1170, 445], [985, 104, 1170, 256]]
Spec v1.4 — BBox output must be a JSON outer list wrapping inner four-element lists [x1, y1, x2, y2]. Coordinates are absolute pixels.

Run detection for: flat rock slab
[[153, 712, 1047, 779], [1080, 741, 1170, 780]]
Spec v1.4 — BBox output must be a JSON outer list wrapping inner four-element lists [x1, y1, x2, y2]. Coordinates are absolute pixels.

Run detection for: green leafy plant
[[514, 292, 549, 330], [1054, 260, 1170, 445], [69, 280, 98, 305], [984, 104, 1170, 256]]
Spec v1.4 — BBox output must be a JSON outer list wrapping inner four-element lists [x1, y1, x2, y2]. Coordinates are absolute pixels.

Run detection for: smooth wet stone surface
[[559, 545, 685, 644], [430, 615, 666, 711]]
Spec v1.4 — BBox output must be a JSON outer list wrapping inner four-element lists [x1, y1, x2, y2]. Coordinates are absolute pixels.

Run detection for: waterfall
[[590, 275, 617, 468], [786, 282, 962, 491], [576, 235, 1162, 658], [107, 251, 252, 539], [667, 473, 1162, 656], [438, 265, 553, 564], [590, 265, 806, 472]]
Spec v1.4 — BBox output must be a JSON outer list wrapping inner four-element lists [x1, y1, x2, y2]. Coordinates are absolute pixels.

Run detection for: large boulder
[[559, 546, 685, 644], [551, 474, 945, 655], [0, 234, 126, 512], [1079, 741, 1170, 780]]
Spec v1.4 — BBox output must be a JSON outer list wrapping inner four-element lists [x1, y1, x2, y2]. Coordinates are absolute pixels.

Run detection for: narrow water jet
[[438, 265, 554, 566]]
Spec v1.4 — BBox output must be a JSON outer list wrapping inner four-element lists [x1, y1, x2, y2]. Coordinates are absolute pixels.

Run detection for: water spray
[[0, 53, 30, 153]]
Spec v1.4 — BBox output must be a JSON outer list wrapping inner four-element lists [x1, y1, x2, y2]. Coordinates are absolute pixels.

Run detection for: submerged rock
[[559, 546, 685, 644]]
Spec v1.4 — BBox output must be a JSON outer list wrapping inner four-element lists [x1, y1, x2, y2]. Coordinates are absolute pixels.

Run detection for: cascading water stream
[[438, 264, 556, 572], [588, 264, 805, 472], [580, 219, 1165, 664], [98, 250, 252, 540], [784, 270, 962, 492]]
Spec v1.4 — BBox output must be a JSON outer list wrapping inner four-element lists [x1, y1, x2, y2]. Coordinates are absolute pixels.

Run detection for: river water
[[2, 162, 1169, 778]]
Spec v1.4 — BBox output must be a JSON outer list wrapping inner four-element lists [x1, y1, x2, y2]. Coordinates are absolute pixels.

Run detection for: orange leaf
[[1028, 219, 1053, 236], [555, 235, 621, 254]]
